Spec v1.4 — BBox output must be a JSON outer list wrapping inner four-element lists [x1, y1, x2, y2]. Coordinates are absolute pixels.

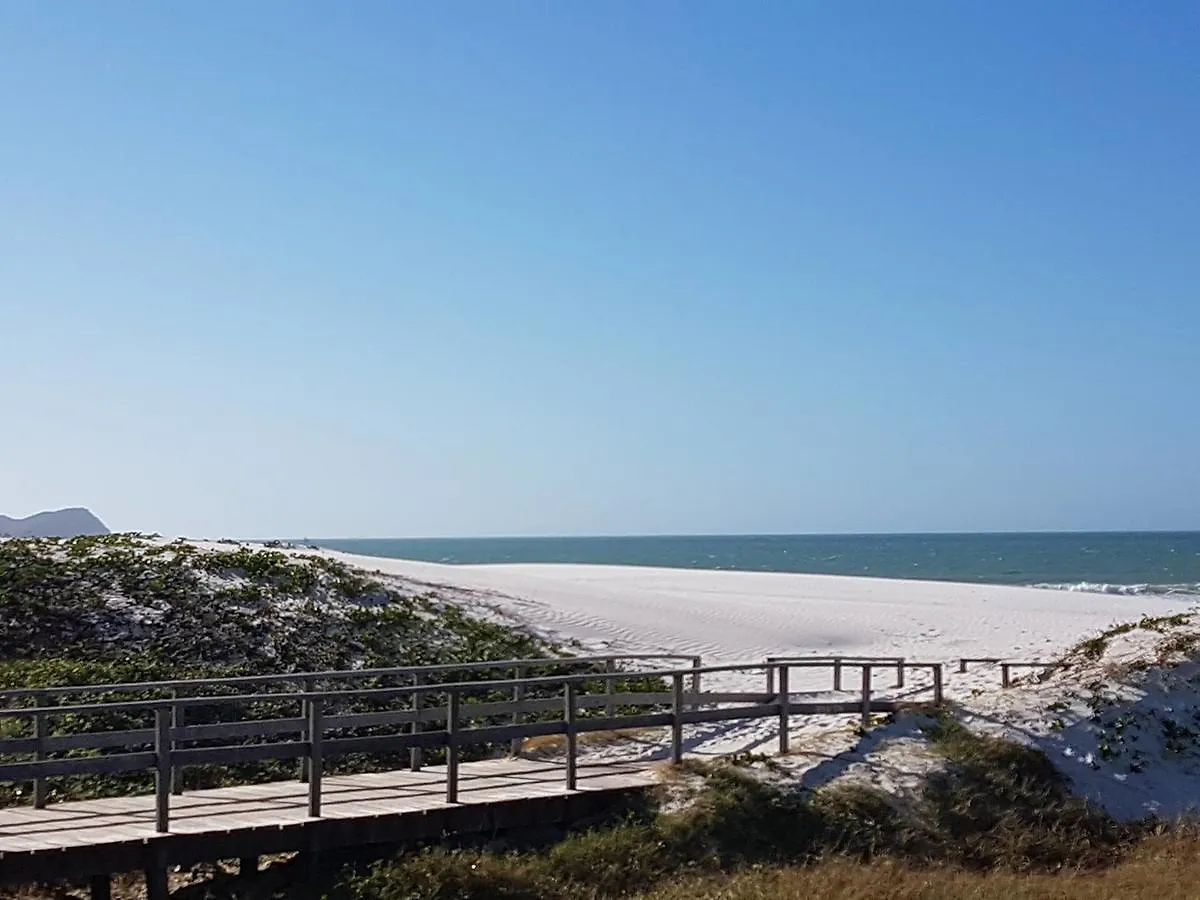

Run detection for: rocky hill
[[0, 508, 109, 538]]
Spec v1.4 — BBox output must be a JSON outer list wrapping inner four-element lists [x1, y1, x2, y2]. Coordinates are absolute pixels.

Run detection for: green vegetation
[[1069, 613, 1192, 662], [318, 719, 1131, 900], [0, 534, 548, 672], [0, 534, 616, 805]]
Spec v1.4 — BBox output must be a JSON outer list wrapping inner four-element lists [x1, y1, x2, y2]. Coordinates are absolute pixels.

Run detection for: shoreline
[[272, 540, 1200, 602], [282, 547, 1199, 675]]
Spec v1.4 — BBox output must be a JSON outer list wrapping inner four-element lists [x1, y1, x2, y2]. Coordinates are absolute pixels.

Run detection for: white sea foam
[[1032, 581, 1200, 597]]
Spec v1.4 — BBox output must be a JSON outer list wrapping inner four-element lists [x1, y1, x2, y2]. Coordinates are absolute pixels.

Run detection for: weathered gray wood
[[933, 664, 944, 704], [308, 700, 323, 818], [33, 693, 47, 808], [176, 717, 306, 742], [604, 660, 616, 718], [564, 683, 577, 790], [322, 708, 417, 730], [410, 671, 424, 771], [446, 692, 459, 804], [0, 652, 696, 703], [0, 735, 38, 754], [300, 676, 314, 784], [671, 673, 683, 764], [860, 664, 872, 726], [170, 693, 184, 795], [778, 665, 790, 754], [154, 707, 170, 833], [0, 752, 156, 781], [511, 666, 527, 756], [174, 741, 309, 766], [45, 728, 156, 752]]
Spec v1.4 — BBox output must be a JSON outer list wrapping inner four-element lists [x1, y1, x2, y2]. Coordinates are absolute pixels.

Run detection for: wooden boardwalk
[[0, 654, 948, 895], [0, 757, 657, 885]]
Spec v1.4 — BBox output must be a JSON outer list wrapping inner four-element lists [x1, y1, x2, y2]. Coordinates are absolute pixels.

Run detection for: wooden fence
[[0, 656, 945, 833]]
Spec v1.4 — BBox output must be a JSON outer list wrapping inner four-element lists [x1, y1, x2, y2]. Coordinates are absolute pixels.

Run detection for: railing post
[[603, 660, 616, 718], [299, 677, 314, 783], [32, 690, 47, 809], [89, 874, 111, 900], [446, 690, 460, 804], [766, 660, 776, 696], [777, 665, 790, 754], [833, 658, 843, 692], [154, 707, 171, 833], [860, 664, 873, 727], [564, 682, 577, 790], [170, 689, 183, 795], [511, 666, 527, 756], [1002, 664, 1011, 689], [671, 672, 684, 764], [958, 659, 968, 674], [411, 672, 425, 771], [895, 658, 905, 689], [690, 657, 702, 710], [307, 697, 323, 818], [933, 664, 944, 705]]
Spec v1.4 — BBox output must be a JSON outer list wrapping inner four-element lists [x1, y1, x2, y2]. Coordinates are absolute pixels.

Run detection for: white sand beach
[[302, 551, 1190, 675], [287, 548, 1200, 821]]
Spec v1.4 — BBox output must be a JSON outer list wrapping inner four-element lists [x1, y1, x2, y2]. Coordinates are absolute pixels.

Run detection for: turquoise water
[[311, 532, 1200, 596]]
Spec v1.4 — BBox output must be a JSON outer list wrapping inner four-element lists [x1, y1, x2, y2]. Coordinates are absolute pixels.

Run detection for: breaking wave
[[1031, 581, 1200, 597]]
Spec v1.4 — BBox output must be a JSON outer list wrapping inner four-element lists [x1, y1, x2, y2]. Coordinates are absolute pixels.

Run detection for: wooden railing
[[0, 652, 701, 705], [957, 658, 1068, 687], [0, 657, 946, 833], [765, 655, 912, 692]]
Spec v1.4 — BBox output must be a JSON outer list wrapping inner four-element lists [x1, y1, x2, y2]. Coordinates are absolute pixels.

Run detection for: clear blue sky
[[3, 2, 1197, 538]]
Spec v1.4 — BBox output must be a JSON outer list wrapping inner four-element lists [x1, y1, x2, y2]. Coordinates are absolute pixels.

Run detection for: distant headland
[[0, 507, 110, 538]]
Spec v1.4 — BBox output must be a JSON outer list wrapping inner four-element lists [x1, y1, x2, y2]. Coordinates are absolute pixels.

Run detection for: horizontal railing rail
[[765, 655, 910, 691], [0, 653, 701, 704], [0, 657, 947, 833], [957, 658, 1069, 687]]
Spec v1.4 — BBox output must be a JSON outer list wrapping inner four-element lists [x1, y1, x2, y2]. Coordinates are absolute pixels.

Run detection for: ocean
[[311, 532, 1200, 597]]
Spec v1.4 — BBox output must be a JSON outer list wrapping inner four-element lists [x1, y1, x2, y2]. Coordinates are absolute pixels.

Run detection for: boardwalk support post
[[564, 682, 577, 790], [671, 672, 684, 765], [765, 660, 775, 696], [778, 665, 790, 754], [170, 689, 184, 795], [89, 874, 111, 900], [300, 677, 314, 783], [307, 698, 323, 818], [1001, 663, 1011, 689], [446, 690, 460, 803], [32, 691, 47, 809], [411, 671, 426, 771], [933, 664, 944, 705], [690, 656, 702, 709], [895, 658, 905, 689], [861, 664, 872, 727], [511, 666, 527, 756], [833, 658, 843, 692], [154, 707, 171, 833], [145, 865, 168, 900], [604, 660, 616, 718]]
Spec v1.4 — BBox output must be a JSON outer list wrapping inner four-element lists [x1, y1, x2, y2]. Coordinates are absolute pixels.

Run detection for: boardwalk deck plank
[[0, 756, 657, 871]]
